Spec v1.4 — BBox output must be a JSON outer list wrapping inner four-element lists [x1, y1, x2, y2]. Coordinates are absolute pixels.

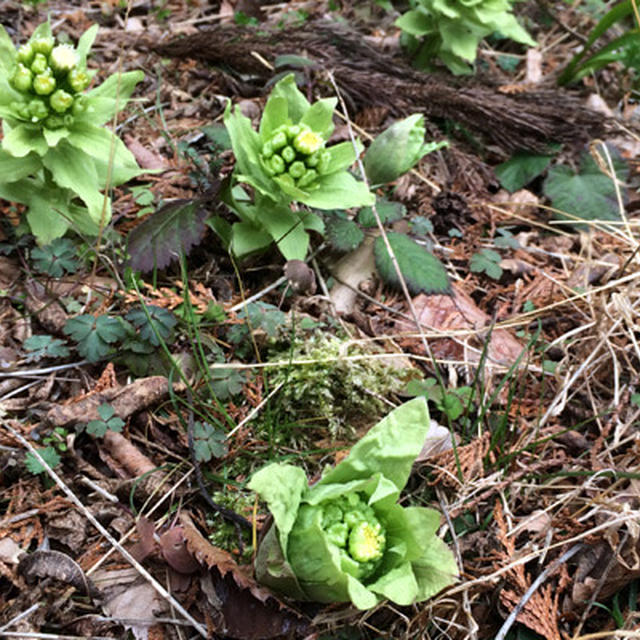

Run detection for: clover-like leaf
[[64, 314, 128, 362], [31, 238, 79, 277], [192, 421, 228, 462], [126, 305, 177, 346], [23, 334, 70, 362], [470, 249, 503, 280]]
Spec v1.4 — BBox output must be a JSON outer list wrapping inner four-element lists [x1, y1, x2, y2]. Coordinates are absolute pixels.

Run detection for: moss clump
[[266, 332, 417, 437]]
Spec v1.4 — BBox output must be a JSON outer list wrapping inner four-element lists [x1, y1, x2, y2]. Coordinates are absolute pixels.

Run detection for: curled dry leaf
[[179, 512, 308, 640], [18, 549, 101, 600]]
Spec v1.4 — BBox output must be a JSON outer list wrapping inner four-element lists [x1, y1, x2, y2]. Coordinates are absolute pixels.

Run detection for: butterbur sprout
[[248, 397, 458, 610]]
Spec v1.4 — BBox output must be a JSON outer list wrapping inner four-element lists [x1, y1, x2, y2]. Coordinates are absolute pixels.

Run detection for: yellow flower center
[[296, 130, 322, 154]]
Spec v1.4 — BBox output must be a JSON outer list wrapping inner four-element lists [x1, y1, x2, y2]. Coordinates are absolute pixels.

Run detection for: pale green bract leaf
[[299, 97, 337, 140], [76, 24, 99, 66], [267, 73, 310, 123], [318, 396, 431, 492], [259, 95, 288, 140], [80, 70, 144, 126], [260, 205, 311, 261], [0, 150, 41, 181], [324, 140, 360, 174], [3, 123, 48, 157], [0, 25, 15, 73]]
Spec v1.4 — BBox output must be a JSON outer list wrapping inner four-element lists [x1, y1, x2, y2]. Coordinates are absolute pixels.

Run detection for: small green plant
[[558, 0, 639, 87], [395, 0, 536, 74], [23, 334, 70, 361], [406, 378, 474, 421], [248, 398, 458, 609], [216, 73, 374, 261], [30, 237, 79, 276], [470, 248, 503, 280], [83, 403, 125, 437], [25, 445, 61, 474], [192, 421, 228, 462], [64, 313, 129, 362], [0, 20, 144, 244]]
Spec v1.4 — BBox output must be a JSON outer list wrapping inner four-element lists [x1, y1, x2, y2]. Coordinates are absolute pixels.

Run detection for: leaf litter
[[0, 1, 639, 639]]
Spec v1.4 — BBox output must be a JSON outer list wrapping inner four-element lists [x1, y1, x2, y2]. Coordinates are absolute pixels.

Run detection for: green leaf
[[317, 397, 431, 493], [2, 123, 48, 157], [25, 446, 61, 475], [248, 463, 309, 560], [267, 73, 310, 124], [80, 70, 144, 126], [470, 249, 503, 279], [0, 150, 43, 182], [64, 314, 127, 362], [286, 171, 374, 210], [66, 123, 143, 186], [259, 95, 288, 141], [324, 140, 360, 173], [31, 238, 78, 277], [358, 198, 406, 228], [230, 221, 274, 258], [374, 232, 450, 295], [76, 24, 99, 66], [23, 335, 70, 362], [193, 421, 228, 462], [210, 367, 247, 400], [543, 146, 628, 229], [495, 150, 557, 192], [0, 25, 16, 73], [363, 114, 446, 185], [126, 305, 177, 346], [300, 97, 337, 140], [260, 203, 311, 261], [41, 142, 107, 229], [325, 214, 364, 252]]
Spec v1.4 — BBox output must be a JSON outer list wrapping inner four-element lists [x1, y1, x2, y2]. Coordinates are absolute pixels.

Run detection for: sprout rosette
[[248, 397, 458, 610], [396, 0, 536, 75], [0, 20, 144, 243], [223, 73, 374, 211]]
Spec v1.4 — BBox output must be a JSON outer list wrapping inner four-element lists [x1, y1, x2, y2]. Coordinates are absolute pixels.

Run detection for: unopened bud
[[50, 89, 73, 113], [33, 72, 56, 96], [10, 64, 33, 92], [16, 43, 34, 66], [30, 53, 48, 75], [28, 98, 49, 122], [281, 145, 296, 164], [30, 36, 54, 56], [68, 67, 90, 93]]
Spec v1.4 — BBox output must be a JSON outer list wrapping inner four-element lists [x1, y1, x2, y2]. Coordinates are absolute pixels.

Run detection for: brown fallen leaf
[[18, 549, 101, 600], [397, 283, 525, 368], [180, 512, 308, 640]]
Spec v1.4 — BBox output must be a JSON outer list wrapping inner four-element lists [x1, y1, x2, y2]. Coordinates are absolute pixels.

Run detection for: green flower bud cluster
[[261, 123, 332, 190], [9, 34, 91, 129], [320, 492, 386, 580]]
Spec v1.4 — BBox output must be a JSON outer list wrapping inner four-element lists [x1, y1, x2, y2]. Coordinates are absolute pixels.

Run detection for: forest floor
[[1, 1, 640, 639]]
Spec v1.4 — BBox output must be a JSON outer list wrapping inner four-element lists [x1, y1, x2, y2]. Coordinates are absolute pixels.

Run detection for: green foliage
[[25, 445, 61, 474], [220, 73, 373, 261], [494, 228, 520, 250], [543, 146, 628, 229], [559, 1, 639, 86], [209, 367, 247, 401], [267, 332, 414, 436], [409, 216, 434, 236], [374, 232, 450, 295], [84, 403, 125, 437], [64, 313, 128, 362], [495, 150, 557, 192], [192, 420, 228, 462], [363, 114, 447, 185], [357, 197, 406, 228], [125, 305, 177, 347], [396, 0, 536, 74], [248, 398, 458, 609], [0, 20, 144, 244], [325, 214, 365, 253], [470, 248, 503, 279], [406, 378, 473, 421], [23, 334, 70, 361], [30, 238, 78, 276]]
